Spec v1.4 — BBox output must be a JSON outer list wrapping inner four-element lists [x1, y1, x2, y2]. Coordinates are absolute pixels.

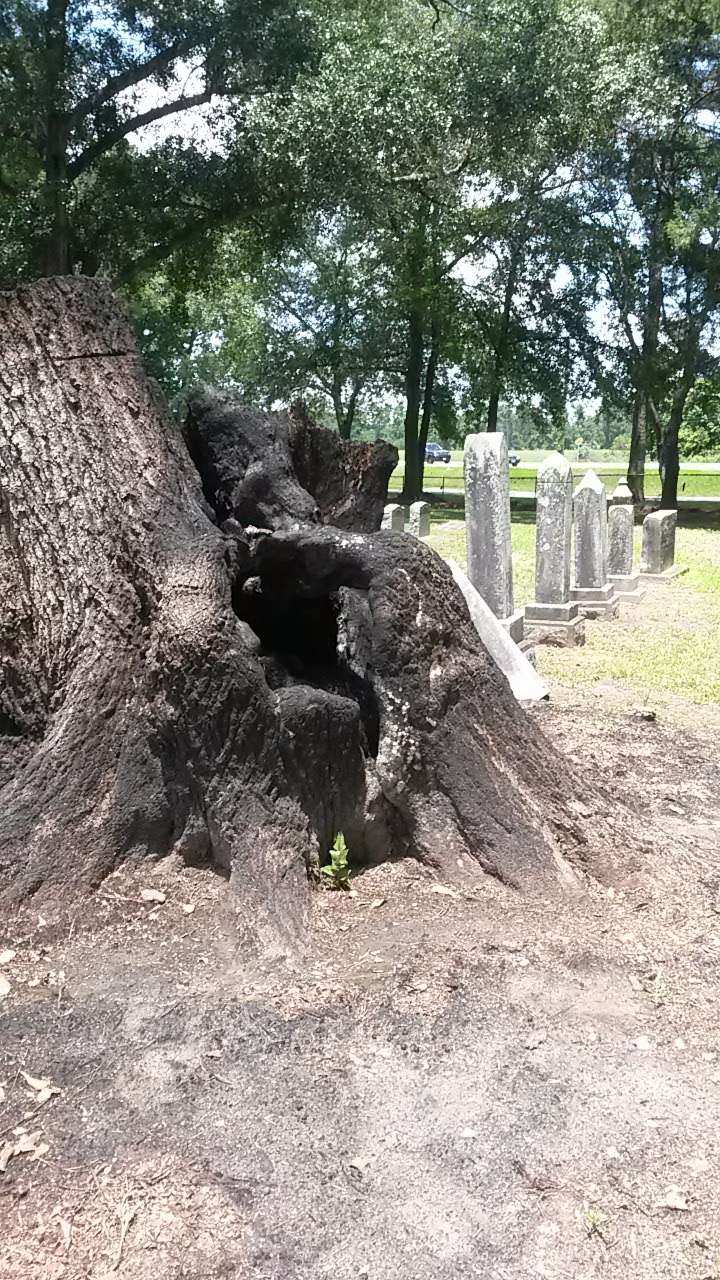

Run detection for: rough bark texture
[[0, 279, 600, 941]]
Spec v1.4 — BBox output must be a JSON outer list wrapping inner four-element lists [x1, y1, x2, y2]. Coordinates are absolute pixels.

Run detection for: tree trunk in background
[[417, 319, 440, 494], [401, 307, 425, 502], [487, 251, 519, 433], [660, 358, 699, 508], [660, 415, 681, 507], [331, 377, 351, 439], [627, 392, 646, 504], [43, 0, 70, 275], [0, 278, 611, 938]]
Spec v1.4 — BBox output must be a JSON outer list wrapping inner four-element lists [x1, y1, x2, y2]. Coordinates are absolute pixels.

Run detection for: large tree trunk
[[0, 279, 604, 939]]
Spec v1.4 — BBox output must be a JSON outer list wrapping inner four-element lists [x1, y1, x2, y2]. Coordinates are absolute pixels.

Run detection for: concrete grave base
[[640, 564, 688, 584], [610, 572, 646, 604], [524, 601, 586, 647], [570, 583, 619, 620], [499, 608, 525, 644]]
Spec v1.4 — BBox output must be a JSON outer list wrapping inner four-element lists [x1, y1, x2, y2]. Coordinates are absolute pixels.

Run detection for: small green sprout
[[320, 833, 351, 890]]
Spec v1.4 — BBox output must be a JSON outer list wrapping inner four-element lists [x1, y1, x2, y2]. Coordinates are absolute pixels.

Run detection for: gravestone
[[524, 453, 585, 647], [640, 509, 685, 580], [464, 433, 524, 641], [607, 482, 644, 604], [381, 503, 405, 532], [409, 500, 431, 538], [570, 470, 618, 619]]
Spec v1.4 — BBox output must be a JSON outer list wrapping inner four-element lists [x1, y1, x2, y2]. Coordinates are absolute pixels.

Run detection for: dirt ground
[[2, 663, 720, 1277]]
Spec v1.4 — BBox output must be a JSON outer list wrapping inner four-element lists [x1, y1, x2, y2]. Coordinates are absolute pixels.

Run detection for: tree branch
[[68, 87, 235, 179], [68, 40, 196, 129]]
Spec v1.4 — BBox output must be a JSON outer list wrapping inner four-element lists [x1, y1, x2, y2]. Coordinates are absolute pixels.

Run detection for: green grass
[[389, 460, 720, 499], [426, 515, 720, 713]]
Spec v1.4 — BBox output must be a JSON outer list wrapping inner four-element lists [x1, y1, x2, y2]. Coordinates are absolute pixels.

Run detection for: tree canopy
[[2, 0, 719, 501]]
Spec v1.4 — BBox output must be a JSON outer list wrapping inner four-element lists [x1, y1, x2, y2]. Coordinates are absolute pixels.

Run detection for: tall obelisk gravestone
[[570, 470, 619, 619], [464, 433, 524, 642], [524, 453, 585, 646]]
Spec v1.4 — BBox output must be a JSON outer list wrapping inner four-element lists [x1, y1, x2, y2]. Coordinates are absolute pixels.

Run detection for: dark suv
[[508, 451, 520, 466], [424, 441, 451, 464]]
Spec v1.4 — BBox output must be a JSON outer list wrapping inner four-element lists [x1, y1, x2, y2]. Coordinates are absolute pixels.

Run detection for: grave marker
[[524, 452, 585, 646], [464, 433, 523, 641], [570, 470, 618, 619]]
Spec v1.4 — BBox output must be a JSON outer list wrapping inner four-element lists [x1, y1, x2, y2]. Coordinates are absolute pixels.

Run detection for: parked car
[[424, 441, 452, 464], [508, 451, 521, 466]]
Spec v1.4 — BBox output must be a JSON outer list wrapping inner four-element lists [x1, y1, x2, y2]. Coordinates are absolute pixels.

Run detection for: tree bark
[[0, 279, 609, 939]]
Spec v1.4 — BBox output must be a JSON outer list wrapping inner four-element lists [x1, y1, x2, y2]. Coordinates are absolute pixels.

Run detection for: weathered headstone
[[409, 500, 431, 538], [640, 509, 685, 580], [381, 503, 405, 532], [464, 433, 523, 641], [524, 452, 585, 647], [607, 482, 644, 604], [570, 470, 618, 619]]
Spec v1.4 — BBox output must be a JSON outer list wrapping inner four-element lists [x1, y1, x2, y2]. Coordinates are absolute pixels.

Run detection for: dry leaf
[[15, 1130, 43, 1154], [369, 898, 386, 910], [35, 1086, 60, 1106], [430, 885, 460, 898], [29, 1141, 49, 1161], [140, 888, 166, 904], [59, 1217, 72, 1250], [0, 975, 11, 998], [20, 1071, 51, 1092], [181, 903, 195, 915], [656, 1186, 689, 1211], [0, 1142, 14, 1173], [0, 949, 16, 965]]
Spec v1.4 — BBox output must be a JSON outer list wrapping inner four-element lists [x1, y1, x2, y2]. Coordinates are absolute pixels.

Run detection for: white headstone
[[570, 471, 618, 619], [524, 453, 584, 646], [464, 433, 523, 640], [381, 503, 405, 532], [409, 501, 431, 538]]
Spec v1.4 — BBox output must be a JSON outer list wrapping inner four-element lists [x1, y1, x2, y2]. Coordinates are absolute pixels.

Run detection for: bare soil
[[2, 702, 720, 1279]]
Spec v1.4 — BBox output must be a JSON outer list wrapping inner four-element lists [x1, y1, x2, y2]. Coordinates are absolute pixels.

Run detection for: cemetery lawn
[[427, 515, 720, 720]]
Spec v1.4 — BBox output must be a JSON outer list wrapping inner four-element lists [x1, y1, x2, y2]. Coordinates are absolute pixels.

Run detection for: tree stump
[[0, 278, 596, 939]]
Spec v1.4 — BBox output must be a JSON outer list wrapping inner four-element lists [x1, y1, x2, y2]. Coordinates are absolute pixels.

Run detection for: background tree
[[251, 215, 399, 437], [679, 375, 720, 458], [0, 0, 315, 278], [584, 0, 720, 502]]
